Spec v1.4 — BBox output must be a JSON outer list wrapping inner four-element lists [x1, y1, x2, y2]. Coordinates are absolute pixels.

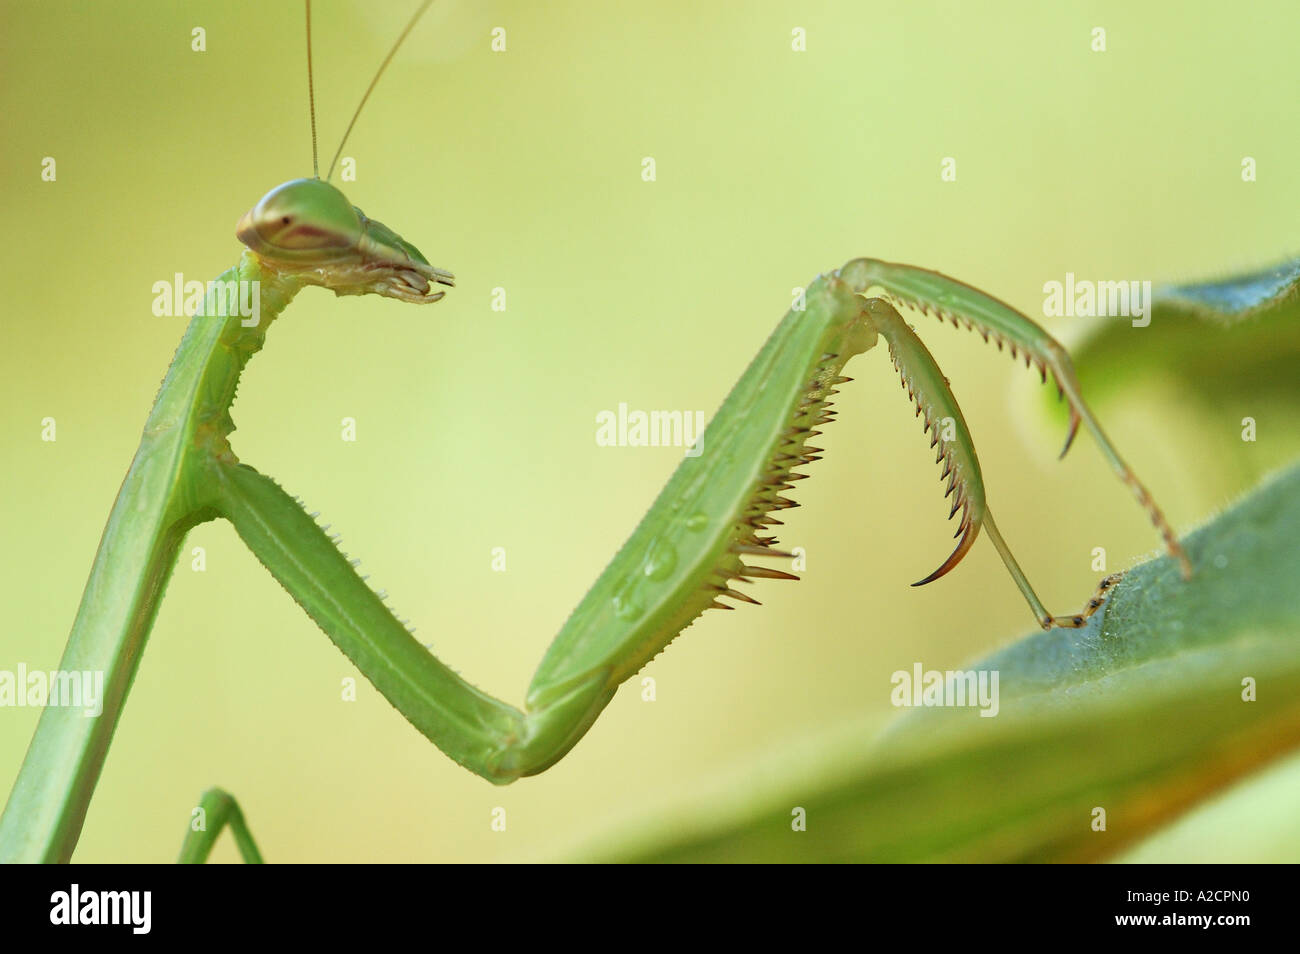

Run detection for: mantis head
[[237, 177, 454, 304], [239, 2, 450, 304]]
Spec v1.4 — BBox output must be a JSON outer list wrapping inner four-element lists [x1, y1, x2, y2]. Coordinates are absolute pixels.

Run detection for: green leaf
[[1063, 257, 1300, 407], [1157, 256, 1300, 320], [607, 463, 1300, 862]]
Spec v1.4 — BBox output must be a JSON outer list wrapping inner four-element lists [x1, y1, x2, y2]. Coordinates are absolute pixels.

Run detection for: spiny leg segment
[[212, 276, 879, 784], [839, 258, 1191, 629]]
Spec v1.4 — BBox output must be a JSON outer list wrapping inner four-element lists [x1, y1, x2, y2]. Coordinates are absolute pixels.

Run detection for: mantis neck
[[150, 252, 305, 467], [0, 253, 303, 862]]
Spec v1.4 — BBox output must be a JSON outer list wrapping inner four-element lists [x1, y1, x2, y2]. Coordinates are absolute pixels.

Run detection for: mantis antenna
[[324, 0, 436, 182], [305, 0, 319, 178]]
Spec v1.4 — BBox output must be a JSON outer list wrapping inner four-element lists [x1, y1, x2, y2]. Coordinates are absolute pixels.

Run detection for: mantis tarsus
[[0, 1, 1192, 864]]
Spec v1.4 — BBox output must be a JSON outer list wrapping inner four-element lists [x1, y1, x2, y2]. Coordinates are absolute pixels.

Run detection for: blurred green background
[[1, 0, 1297, 862]]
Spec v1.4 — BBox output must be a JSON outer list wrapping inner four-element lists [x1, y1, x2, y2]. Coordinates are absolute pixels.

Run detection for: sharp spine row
[[703, 353, 847, 610]]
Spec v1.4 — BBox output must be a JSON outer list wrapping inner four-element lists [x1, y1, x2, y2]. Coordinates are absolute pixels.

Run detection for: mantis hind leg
[[177, 787, 263, 863]]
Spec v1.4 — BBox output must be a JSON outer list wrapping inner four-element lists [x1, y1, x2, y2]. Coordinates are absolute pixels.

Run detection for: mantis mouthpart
[[0, 0, 1191, 863]]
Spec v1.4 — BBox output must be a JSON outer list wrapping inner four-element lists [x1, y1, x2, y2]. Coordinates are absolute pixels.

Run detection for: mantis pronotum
[[0, 1, 1192, 864]]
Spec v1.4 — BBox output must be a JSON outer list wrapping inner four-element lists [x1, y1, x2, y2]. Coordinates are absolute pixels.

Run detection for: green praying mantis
[[0, 1, 1193, 864]]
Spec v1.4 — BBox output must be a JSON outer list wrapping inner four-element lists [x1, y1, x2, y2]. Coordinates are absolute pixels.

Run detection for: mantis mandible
[[0, 1, 1192, 864]]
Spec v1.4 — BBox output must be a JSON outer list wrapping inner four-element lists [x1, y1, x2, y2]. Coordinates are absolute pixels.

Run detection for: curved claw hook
[[911, 508, 981, 586]]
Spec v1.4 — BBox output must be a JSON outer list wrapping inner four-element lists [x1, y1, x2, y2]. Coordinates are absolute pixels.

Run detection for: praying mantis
[[0, 1, 1194, 864]]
